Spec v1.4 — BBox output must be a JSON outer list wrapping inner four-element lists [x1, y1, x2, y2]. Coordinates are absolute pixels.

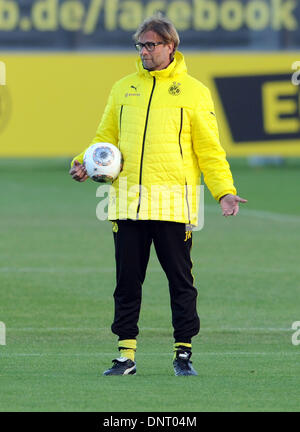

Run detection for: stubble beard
[[141, 56, 157, 71]]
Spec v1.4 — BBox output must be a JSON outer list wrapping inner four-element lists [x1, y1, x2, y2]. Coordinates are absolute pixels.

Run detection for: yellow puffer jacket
[[72, 51, 236, 226]]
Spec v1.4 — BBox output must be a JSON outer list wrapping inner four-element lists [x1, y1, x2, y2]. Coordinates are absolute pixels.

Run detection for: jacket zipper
[[136, 76, 156, 218], [119, 105, 123, 149], [178, 108, 191, 225]]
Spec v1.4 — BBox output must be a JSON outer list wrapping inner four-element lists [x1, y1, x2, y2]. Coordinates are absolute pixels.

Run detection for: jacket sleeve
[[191, 86, 236, 201], [71, 85, 119, 167]]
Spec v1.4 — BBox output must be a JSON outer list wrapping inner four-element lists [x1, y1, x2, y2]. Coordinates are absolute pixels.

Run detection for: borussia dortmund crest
[[168, 82, 181, 96]]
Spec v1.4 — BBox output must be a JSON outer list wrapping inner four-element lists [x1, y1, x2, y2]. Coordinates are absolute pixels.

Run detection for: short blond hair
[[133, 14, 180, 57]]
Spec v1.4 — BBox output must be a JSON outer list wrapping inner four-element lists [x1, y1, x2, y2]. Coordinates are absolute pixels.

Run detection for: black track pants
[[111, 220, 200, 343]]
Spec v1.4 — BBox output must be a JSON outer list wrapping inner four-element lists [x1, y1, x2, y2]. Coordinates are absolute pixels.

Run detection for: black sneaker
[[173, 350, 198, 376], [103, 357, 136, 376]]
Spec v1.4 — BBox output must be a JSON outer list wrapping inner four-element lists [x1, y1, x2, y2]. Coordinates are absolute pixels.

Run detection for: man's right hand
[[69, 160, 89, 182]]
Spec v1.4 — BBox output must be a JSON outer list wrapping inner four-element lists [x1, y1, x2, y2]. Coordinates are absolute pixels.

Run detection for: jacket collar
[[136, 51, 187, 80]]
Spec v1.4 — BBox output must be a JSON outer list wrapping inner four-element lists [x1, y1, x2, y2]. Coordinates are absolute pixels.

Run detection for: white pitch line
[[1, 352, 299, 357], [0, 267, 163, 273], [7, 327, 294, 332], [206, 205, 300, 224], [0, 267, 116, 273], [1, 266, 299, 274]]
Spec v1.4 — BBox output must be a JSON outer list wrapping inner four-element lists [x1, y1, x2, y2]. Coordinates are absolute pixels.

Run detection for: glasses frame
[[135, 41, 164, 52]]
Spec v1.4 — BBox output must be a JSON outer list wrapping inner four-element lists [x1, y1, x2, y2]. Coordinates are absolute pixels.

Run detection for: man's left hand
[[220, 194, 247, 216]]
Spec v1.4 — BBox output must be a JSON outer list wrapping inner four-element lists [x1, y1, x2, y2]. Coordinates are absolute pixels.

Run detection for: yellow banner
[[0, 52, 299, 157]]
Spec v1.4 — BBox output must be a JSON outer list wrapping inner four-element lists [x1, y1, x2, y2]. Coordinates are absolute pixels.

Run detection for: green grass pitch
[[0, 158, 299, 412]]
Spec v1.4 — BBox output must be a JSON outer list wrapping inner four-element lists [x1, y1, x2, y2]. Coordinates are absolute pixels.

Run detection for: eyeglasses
[[135, 42, 164, 52]]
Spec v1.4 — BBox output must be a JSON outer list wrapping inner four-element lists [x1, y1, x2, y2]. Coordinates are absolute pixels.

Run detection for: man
[[69, 15, 247, 376]]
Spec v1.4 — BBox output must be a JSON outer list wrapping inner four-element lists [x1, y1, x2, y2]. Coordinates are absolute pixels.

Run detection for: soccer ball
[[83, 143, 123, 183]]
